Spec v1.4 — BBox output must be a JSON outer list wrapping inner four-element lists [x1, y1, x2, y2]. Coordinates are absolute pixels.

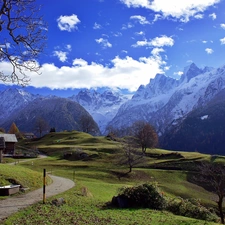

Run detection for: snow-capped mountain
[[0, 88, 38, 124], [108, 63, 223, 137], [1, 62, 225, 149], [0, 87, 129, 134], [160, 88, 225, 154], [69, 89, 130, 133]]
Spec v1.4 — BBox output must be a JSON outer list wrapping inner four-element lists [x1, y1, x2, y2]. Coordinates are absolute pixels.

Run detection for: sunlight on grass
[[1, 131, 223, 224]]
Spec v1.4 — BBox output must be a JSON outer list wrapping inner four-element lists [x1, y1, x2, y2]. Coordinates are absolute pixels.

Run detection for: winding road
[[0, 175, 75, 222]]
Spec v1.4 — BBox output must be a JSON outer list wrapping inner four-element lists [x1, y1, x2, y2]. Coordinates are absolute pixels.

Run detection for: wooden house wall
[[3, 142, 15, 155]]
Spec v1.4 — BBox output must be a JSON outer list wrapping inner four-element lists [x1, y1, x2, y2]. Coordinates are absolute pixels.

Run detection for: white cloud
[[220, 24, 225, 29], [151, 47, 164, 56], [164, 66, 170, 71], [135, 31, 145, 36], [132, 39, 148, 47], [0, 54, 166, 91], [220, 37, 225, 45], [205, 48, 214, 54], [209, 13, 217, 20], [130, 15, 150, 24], [53, 51, 68, 62], [150, 35, 174, 47], [72, 58, 88, 66], [120, 0, 150, 8], [113, 32, 123, 37], [57, 14, 80, 32], [194, 14, 204, 19], [153, 14, 162, 22], [95, 38, 112, 48], [66, 44, 72, 51], [120, 0, 221, 22], [174, 71, 184, 76], [122, 23, 134, 30], [202, 40, 207, 44], [93, 22, 102, 29], [132, 35, 174, 48]]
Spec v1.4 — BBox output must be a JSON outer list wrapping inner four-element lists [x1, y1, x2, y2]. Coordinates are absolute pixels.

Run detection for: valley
[[0, 131, 224, 224]]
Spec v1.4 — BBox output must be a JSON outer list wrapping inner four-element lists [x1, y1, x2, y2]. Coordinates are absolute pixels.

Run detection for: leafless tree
[[130, 121, 158, 154], [196, 162, 225, 224], [35, 117, 48, 137], [0, 0, 47, 85], [118, 137, 146, 173]]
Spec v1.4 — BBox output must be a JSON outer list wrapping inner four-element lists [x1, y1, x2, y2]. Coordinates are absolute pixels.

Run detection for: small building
[[0, 134, 18, 156], [23, 132, 35, 139]]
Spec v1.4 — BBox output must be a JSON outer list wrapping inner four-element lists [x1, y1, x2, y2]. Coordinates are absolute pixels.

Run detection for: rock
[[51, 197, 66, 207]]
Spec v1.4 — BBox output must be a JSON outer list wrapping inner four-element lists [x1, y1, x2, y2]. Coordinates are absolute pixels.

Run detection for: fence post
[[43, 169, 46, 204]]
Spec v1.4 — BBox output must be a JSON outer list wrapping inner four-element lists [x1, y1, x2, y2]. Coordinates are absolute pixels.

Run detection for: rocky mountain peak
[[133, 73, 178, 100], [180, 63, 202, 83]]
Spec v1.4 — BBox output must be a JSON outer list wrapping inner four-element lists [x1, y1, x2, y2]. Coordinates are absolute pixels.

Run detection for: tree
[[118, 137, 146, 173], [196, 162, 225, 224], [49, 127, 56, 133], [131, 121, 158, 154], [8, 122, 22, 138], [0, 0, 47, 85], [35, 117, 48, 137], [8, 122, 19, 134], [0, 127, 5, 133], [80, 115, 95, 134]]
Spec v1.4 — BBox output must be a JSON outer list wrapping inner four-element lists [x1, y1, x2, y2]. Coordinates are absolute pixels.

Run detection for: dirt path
[[0, 175, 75, 221]]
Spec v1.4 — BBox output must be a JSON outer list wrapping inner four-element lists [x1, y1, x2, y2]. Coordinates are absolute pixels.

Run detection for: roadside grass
[[0, 164, 51, 196], [2, 181, 219, 225]]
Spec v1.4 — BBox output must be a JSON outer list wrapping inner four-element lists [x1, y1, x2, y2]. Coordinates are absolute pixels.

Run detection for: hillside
[[2, 131, 224, 224], [160, 89, 225, 155], [1, 97, 100, 136]]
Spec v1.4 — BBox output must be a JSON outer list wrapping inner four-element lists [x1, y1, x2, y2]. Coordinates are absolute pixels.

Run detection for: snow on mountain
[[0, 88, 38, 124], [0, 62, 224, 138], [69, 89, 130, 133], [108, 63, 225, 136]]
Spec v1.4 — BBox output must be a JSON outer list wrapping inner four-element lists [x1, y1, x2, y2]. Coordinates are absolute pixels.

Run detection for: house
[[0, 134, 18, 156], [23, 132, 35, 139]]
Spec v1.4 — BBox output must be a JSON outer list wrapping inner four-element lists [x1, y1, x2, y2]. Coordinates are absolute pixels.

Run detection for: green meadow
[[1, 131, 224, 224]]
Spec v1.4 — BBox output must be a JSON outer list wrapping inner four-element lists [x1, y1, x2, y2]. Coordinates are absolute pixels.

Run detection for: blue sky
[[1, 0, 225, 95]]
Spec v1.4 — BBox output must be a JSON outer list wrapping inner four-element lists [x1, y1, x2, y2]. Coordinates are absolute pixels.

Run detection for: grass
[[1, 131, 224, 224], [0, 163, 51, 201], [2, 182, 219, 225]]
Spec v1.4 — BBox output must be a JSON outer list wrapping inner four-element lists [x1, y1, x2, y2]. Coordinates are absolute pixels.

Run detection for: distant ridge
[[1, 97, 100, 136]]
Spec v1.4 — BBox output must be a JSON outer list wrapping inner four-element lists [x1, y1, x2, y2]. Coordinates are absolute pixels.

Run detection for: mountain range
[[0, 62, 225, 154]]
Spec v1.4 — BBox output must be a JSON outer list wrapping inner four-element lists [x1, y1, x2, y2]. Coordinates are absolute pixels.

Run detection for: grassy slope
[[2, 131, 224, 224], [0, 164, 51, 200]]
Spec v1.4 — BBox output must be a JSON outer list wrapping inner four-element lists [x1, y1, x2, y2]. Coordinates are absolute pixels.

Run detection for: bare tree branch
[[0, 0, 47, 85]]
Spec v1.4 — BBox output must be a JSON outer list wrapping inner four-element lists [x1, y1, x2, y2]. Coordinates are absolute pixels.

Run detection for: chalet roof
[[0, 134, 18, 143], [23, 133, 34, 136]]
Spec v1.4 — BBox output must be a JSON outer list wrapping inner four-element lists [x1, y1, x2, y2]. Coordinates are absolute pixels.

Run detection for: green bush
[[166, 197, 218, 222], [117, 183, 166, 210]]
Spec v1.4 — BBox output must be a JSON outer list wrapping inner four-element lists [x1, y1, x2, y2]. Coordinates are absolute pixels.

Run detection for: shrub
[[166, 197, 218, 222], [115, 183, 166, 210]]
